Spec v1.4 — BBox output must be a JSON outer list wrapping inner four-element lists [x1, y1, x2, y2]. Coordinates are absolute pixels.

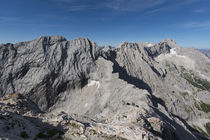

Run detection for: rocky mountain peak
[[102, 45, 113, 52], [0, 36, 210, 140], [38, 35, 67, 43], [163, 38, 176, 43], [161, 38, 179, 48], [117, 41, 129, 48]]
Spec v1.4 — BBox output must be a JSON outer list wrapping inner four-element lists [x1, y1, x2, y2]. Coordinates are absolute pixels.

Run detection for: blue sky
[[0, 0, 210, 48]]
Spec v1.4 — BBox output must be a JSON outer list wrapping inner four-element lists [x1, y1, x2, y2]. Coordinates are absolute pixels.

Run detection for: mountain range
[[199, 49, 210, 59], [0, 36, 210, 140]]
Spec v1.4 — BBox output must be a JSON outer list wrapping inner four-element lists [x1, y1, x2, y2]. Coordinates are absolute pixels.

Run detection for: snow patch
[[156, 48, 196, 70], [145, 43, 154, 47], [88, 80, 100, 88], [170, 48, 177, 55], [84, 103, 88, 107], [158, 48, 189, 59]]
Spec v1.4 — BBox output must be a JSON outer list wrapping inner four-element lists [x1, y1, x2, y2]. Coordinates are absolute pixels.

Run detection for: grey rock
[[145, 38, 178, 58], [0, 36, 99, 110], [0, 36, 210, 140]]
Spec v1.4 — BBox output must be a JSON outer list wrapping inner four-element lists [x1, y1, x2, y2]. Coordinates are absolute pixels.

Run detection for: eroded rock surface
[[0, 36, 210, 139]]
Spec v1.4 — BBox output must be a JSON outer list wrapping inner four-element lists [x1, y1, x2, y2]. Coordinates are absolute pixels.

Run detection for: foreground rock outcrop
[[0, 36, 210, 139], [0, 93, 171, 139]]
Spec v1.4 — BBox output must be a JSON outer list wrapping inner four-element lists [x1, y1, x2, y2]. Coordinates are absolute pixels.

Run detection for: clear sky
[[0, 0, 210, 49]]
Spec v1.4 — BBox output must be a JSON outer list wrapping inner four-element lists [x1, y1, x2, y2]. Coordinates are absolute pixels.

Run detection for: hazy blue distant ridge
[[198, 49, 210, 59]]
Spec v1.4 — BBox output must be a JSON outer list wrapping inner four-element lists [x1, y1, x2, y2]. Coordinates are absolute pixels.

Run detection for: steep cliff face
[[0, 36, 99, 110], [0, 36, 210, 140]]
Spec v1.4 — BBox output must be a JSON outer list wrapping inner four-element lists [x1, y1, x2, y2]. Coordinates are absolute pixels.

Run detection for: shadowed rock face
[[0, 36, 210, 140]]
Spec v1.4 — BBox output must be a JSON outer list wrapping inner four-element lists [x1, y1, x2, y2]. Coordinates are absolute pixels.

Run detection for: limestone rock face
[[0, 36, 99, 110], [0, 36, 210, 140], [144, 39, 177, 58]]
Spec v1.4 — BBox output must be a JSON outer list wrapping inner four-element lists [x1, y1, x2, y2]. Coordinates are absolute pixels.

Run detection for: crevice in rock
[[15, 64, 30, 79], [56, 81, 69, 94], [170, 114, 209, 140], [60, 42, 68, 67], [151, 66, 161, 77], [77, 72, 88, 88], [103, 50, 152, 93], [88, 40, 95, 61], [150, 95, 168, 112], [7, 73, 15, 93]]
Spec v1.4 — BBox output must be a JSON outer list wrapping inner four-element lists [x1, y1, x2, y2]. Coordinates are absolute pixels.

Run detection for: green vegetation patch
[[194, 102, 200, 110], [180, 92, 188, 99], [192, 125, 209, 137], [69, 122, 80, 129], [184, 106, 193, 114], [180, 66, 210, 92], [89, 129, 97, 135], [101, 134, 127, 140], [192, 123, 210, 138], [200, 102, 210, 113], [165, 61, 175, 72], [205, 122, 210, 136], [194, 101, 210, 113], [88, 129, 127, 140]]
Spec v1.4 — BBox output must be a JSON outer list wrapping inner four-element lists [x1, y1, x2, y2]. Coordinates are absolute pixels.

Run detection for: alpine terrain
[[0, 36, 210, 140], [199, 50, 210, 59]]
